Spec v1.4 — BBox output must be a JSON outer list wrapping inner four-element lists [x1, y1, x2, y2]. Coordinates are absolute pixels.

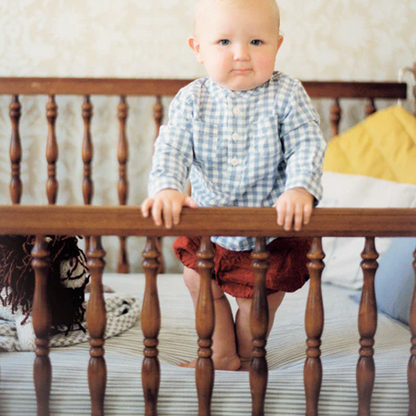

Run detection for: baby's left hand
[[273, 187, 313, 231]]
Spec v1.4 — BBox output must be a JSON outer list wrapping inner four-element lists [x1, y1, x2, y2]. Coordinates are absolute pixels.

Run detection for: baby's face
[[189, 1, 283, 91]]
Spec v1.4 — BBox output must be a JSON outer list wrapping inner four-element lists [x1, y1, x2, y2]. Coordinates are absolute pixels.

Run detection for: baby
[[142, 0, 327, 371]]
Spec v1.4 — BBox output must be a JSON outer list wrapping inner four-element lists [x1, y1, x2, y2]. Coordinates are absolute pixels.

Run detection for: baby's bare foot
[[179, 354, 241, 371]]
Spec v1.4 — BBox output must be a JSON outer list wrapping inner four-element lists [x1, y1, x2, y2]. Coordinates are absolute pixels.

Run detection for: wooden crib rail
[[1, 206, 416, 416], [0, 205, 415, 237], [0, 77, 407, 98]]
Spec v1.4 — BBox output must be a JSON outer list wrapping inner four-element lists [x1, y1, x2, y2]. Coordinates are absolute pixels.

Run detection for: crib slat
[[304, 237, 325, 416], [31, 235, 52, 416], [357, 237, 378, 416], [82, 94, 94, 204], [46, 95, 58, 204], [153, 96, 163, 137], [250, 237, 269, 416], [413, 63, 416, 119], [87, 236, 107, 416], [408, 246, 416, 416], [365, 99, 376, 117], [82, 95, 93, 253], [153, 96, 165, 274], [9, 95, 22, 204], [117, 96, 129, 273], [196, 236, 215, 416], [330, 98, 341, 138], [141, 237, 161, 416]]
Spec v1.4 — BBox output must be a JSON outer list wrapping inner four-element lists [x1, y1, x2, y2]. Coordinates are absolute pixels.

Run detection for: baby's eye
[[219, 39, 230, 46], [251, 40, 262, 46]]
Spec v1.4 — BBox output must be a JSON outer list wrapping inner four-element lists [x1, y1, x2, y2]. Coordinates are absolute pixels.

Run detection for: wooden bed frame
[[0, 66, 415, 416]]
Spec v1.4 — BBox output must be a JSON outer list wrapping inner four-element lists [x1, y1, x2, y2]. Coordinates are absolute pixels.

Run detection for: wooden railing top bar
[[0, 206, 415, 237], [0, 77, 407, 99]]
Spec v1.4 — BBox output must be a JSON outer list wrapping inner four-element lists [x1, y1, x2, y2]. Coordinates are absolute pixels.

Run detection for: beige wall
[[1, 0, 415, 80], [0, 0, 415, 272]]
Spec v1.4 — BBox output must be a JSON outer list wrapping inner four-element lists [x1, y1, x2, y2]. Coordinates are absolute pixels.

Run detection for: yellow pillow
[[323, 106, 416, 185]]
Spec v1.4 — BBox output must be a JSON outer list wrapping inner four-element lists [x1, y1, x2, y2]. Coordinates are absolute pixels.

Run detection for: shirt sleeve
[[279, 80, 327, 203], [148, 88, 194, 197]]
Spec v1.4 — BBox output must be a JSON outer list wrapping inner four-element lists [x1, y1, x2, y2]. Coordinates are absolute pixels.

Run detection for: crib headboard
[[0, 73, 413, 273]]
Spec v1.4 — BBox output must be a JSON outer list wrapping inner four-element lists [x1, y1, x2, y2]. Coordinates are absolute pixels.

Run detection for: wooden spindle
[[87, 236, 107, 416], [357, 237, 378, 416], [153, 96, 165, 274], [330, 98, 341, 138], [46, 95, 58, 205], [9, 95, 22, 204], [365, 99, 376, 118], [408, 246, 416, 416], [153, 96, 163, 140], [31, 235, 52, 416], [82, 95, 93, 253], [141, 237, 161, 416], [196, 236, 215, 416], [304, 237, 325, 416], [413, 63, 416, 119], [250, 237, 270, 416], [117, 96, 129, 273]]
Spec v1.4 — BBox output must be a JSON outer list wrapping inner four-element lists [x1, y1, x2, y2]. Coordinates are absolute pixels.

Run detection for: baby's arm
[[141, 189, 197, 229], [273, 187, 313, 231]]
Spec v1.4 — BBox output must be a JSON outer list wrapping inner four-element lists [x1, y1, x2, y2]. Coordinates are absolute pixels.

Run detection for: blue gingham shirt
[[149, 72, 326, 251]]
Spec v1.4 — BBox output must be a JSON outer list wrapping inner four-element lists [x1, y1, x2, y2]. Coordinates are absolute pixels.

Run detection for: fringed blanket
[[0, 293, 140, 352]]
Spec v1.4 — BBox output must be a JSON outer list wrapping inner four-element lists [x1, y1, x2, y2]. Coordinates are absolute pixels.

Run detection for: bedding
[[351, 237, 416, 326], [320, 106, 416, 289], [0, 273, 411, 415]]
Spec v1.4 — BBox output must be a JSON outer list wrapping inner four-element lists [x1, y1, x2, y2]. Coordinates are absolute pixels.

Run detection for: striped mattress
[[0, 273, 410, 415]]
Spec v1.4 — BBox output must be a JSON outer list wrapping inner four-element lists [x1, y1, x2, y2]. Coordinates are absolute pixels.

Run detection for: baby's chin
[[215, 74, 272, 92]]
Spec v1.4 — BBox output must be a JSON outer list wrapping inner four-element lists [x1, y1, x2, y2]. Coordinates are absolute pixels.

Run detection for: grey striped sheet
[[0, 273, 410, 415]]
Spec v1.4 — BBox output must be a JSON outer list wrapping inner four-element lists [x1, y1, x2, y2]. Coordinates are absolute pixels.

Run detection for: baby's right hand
[[141, 189, 197, 229]]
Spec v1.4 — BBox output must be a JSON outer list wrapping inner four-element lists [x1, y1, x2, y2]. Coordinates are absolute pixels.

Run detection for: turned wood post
[[46, 95, 58, 204], [364, 99, 376, 118], [31, 235, 52, 416], [408, 245, 416, 416], [141, 237, 161, 416], [196, 236, 215, 416], [153, 96, 165, 274], [357, 237, 378, 416], [304, 237, 325, 416], [9, 95, 22, 204], [250, 237, 270, 416], [330, 98, 341, 138], [87, 236, 107, 416], [413, 62, 416, 119], [82, 95, 94, 253], [117, 95, 129, 273]]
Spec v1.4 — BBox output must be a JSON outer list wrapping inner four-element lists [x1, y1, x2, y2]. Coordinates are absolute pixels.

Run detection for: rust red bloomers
[[173, 236, 311, 299]]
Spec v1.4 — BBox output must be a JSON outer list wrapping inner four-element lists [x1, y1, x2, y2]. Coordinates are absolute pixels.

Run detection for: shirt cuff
[[148, 177, 184, 197], [284, 173, 323, 206]]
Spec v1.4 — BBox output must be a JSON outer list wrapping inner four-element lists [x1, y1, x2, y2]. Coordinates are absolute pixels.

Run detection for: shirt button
[[231, 157, 239, 166], [232, 106, 241, 115], [232, 132, 240, 141]]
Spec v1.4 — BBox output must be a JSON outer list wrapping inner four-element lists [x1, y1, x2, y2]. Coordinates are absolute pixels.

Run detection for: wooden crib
[[0, 66, 415, 416]]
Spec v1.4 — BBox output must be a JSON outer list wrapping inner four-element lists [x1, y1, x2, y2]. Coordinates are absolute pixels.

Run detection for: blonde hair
[[193, 0, 281, 36]]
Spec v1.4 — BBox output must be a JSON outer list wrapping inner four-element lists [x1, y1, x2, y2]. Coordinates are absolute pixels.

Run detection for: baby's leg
[[235, 291, 285, 371], [181, 266, 241, 371]]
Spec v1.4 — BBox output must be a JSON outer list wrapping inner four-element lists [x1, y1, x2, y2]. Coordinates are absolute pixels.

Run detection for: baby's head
[[189, 0, 283, 92]]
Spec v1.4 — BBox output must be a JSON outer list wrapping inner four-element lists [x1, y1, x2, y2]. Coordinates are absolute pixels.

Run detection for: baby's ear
[[188, 37, 204, 64]]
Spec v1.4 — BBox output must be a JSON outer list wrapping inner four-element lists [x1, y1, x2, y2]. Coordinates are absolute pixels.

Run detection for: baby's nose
[[234, 45, 250, 61]]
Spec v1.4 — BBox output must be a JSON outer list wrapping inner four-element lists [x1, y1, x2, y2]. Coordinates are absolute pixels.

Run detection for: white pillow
[[319, 172, 416, 289]]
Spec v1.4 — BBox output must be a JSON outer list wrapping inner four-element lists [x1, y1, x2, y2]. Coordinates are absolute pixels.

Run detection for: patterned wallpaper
[[0, 0, 415, 272]]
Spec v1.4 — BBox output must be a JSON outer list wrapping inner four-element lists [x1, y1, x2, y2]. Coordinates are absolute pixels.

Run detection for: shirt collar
[[206, 72, 280, 101]]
